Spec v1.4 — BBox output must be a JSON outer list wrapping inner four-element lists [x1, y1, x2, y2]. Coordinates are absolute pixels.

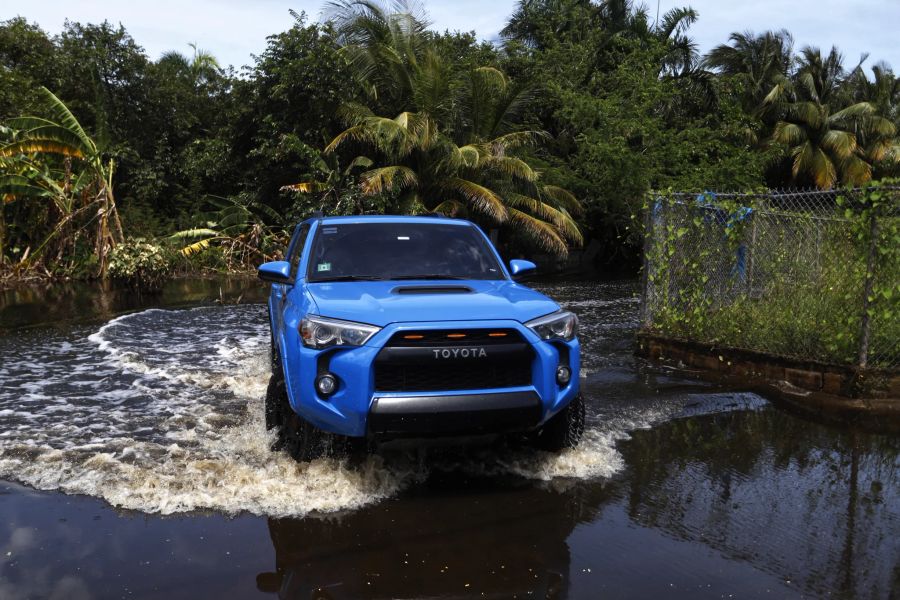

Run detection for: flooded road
[[0, 279, 897, 599]]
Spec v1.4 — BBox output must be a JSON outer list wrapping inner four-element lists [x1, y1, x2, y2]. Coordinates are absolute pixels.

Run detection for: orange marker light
[[403, 334, 425, 340], [488, 332, 508, 337], [447, 333, 466, 339]]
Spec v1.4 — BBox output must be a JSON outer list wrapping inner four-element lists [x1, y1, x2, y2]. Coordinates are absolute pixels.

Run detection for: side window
[[288, 224, 311, 279]]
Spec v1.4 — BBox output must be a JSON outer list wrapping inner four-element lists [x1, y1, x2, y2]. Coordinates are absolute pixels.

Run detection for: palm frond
[[491, 130, 549, 152], [443, 177, 507, 222], [830, 101, 876, 123], [481, 156, 537, 182], [820, 129, 857, 159], [839, 154, 872, 186], [772, 121, 807, 146], [360, 165, 418, 194], [335, 101, 376, 126], [507, 193, 582, 244], [506, 208, 568, 255], [540, 185, 583, 216]]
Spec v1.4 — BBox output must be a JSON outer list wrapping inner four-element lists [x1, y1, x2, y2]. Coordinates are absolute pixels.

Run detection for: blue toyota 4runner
[[258, 215, 584, 461]]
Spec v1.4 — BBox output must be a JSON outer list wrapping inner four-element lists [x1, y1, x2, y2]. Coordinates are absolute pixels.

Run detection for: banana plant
[[0, 87, 123, 276], [281, 154, 373, 214], [171, 195, 287, 269]]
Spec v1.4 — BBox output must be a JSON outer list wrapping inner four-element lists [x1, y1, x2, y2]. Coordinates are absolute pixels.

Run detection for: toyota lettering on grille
[[432, 347, 488, 359]]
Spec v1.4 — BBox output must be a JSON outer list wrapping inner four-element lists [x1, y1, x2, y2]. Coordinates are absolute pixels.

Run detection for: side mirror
[[258, 261, 293, 284], [509, 259, 537, 277]]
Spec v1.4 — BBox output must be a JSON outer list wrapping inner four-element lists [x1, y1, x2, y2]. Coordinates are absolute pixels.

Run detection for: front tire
[[531, 394, 585, 452], [265, 343, 357, 462], [265, 341, 285, 431]]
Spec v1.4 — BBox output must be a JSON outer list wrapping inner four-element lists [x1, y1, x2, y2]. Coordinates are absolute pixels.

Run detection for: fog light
[[556, 365, 571, 386], [316, 374, 337, 397]]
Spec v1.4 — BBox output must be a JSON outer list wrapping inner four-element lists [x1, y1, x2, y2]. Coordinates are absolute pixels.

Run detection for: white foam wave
[[0, 302, 668, 517]]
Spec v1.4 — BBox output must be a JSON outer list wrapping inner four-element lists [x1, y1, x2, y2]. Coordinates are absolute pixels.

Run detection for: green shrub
[[108, 238, 173, 290]]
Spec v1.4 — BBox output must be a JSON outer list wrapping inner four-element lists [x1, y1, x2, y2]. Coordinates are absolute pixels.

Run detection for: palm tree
[[652, 6, 699, 78], [848, 62, 900, 176], [764, 48, 897, 188], [157, 43, 221, 86], [849, 61, 900, 124], [323, 0, 583, 253], [703, 29, 794, 112], [326, 107, 582, 253], [325, 0, 434, 114], [0, 87, 123, 274]]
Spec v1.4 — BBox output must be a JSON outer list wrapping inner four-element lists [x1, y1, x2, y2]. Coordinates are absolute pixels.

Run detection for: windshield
[[306, 222, 504, 282]]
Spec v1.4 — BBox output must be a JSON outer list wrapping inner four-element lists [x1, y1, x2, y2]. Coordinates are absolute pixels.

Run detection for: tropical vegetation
[[0, 0, 898, 287]]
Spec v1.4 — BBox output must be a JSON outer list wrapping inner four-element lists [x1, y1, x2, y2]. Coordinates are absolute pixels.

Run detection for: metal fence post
[[639, 197, 654, 327], [747, 212, 757, 297], [857, 211, 878, 370]]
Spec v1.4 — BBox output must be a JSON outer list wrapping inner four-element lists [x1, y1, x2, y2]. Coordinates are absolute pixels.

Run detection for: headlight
[[300, 315, 380, 349], [526, 310, 578, 341]]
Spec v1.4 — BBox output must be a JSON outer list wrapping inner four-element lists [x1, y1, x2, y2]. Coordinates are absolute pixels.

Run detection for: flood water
[[0, 279, 897, 599]]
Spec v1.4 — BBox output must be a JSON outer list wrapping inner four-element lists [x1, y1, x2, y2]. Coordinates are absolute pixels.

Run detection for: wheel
[[265, 374, 285, 432], [265, 341, 284, 431], [265, 353, 327, 461], [279, 399, 328, 462], [279, 396, 361, 462], [531, 393, 585, 452], [267, 330, 363, 462], [269, 373, 359, 462]]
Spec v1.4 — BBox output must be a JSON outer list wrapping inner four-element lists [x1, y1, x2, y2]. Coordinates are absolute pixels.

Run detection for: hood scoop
[[392, 285, 473, 295]]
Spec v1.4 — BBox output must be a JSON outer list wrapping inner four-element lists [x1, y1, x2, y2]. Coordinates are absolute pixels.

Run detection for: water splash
[[0, 290, 708, 517]]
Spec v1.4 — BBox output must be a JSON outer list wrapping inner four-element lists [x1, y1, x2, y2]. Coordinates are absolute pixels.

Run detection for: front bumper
[[277, 319, 580, 438], [369, 390, 542, 437]]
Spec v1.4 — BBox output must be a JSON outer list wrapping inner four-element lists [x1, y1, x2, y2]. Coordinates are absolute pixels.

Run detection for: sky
[[5, 0, 900, 75]]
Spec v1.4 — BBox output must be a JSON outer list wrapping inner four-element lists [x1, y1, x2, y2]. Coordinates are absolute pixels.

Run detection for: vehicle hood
[[305, 280, 558, 327]]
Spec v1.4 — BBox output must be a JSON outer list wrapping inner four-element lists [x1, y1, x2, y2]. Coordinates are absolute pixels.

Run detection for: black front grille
[[375, 328, 534, 392], [375, 362, 532, 392]]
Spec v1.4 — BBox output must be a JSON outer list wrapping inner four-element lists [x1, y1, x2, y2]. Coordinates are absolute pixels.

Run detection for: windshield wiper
[[313, 275, 385, 282], [390, 274, 468, 280]]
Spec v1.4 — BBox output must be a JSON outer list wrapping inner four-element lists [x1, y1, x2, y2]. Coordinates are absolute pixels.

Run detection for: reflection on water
[[0, 277, 266, 331], [621, 408, 900, 600], [242, 406, 898, 600], [0, 278, 897, 599], [256, 477, 584, 599]]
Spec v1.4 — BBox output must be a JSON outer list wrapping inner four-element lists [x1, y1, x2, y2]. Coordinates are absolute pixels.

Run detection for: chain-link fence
[[640, 185, 900, 373]]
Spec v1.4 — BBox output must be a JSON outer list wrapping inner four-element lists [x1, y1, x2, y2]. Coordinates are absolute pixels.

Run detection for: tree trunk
[[96, 161, 123, 279], [96, 187, 112, 279]]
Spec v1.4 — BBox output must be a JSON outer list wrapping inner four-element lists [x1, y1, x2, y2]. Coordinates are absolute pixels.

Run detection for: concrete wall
[[636, 332, 899, 427]]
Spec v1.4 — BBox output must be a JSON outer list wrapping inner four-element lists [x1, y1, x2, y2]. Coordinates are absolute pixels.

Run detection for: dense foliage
[[0, 0, 898, 285]]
